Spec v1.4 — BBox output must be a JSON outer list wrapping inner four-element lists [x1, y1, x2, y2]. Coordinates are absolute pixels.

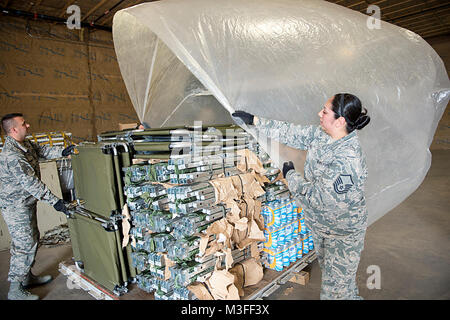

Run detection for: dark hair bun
[[332, 94, 370, 132], [355, 114, 370, 130]]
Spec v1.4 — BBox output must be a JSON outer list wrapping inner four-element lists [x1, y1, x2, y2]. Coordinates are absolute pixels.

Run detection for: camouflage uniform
[[255, 118, 368, 300], [0, 136, 63, 282]]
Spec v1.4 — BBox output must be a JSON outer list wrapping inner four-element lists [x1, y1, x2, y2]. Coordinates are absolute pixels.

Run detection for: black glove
[[62, 145, 76, 157], [232, 111, 254, 125], [53, 199, 69, 216], [282, 161, 295, 178]]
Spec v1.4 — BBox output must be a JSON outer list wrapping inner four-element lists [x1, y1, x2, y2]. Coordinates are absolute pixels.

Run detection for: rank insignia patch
[[333, 174, 354, 194]]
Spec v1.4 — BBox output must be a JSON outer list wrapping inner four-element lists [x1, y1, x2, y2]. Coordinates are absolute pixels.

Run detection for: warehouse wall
[[427, 35, 450, 151], [0, 16, 139, 251], [0, 16, 138, 143]]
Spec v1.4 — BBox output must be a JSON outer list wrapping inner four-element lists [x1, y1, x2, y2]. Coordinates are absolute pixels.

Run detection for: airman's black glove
[[53, 199, 70, 217], [282, 161, 295, 178], [62, 145, 76, 157], [232, 111, 254, 125]]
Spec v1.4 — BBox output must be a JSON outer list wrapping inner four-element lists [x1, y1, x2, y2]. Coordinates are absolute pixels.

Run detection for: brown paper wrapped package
[[229, 258, 264, 297], [187, 282, 214, 300], [121, 204, 132, 248], [236, 149, 267, 175], [206, 269, 240, 300]]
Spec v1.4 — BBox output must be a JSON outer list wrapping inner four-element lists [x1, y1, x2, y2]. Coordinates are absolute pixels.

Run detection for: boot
[[22, 272, 53, 288], [7, 282, 39, 300]]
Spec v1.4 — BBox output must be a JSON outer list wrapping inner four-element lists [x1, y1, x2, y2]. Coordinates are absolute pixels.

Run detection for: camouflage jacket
[[0, 136, 64, 208], [255, 118, 368, 235]]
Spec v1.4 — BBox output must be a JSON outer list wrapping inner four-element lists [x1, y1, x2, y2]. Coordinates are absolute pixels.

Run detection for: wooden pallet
[[58, 250, 316, 300], [243, 250, 316, 300], [58, 262, 119, 300]]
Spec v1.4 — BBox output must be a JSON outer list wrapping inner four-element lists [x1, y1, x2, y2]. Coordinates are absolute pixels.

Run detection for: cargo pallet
[[58, 250, 316, 300], [58, 261, 119, 300]]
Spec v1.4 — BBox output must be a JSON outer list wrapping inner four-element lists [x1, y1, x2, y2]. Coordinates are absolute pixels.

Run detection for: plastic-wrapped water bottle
[[292, 201, 298, 221], [266, 251, 275, 270], [275, 250, 283, 271], [261, 206, 270, 226], [296, 236, 303, 260], [285, 223, 292, 242], [278, 226, 286, 249], [289, 241, 297, 263], [273, 228, 280, 250], [280, 199, 287, 226], [293, 219, 299, 236], [302, 233, 309, 255], [265, 227, 278, 250], [308, 231, 314, 251], [299, 210, 306, 235], [286, 200, 293, 223], [271, 200, 281, 228], [282, 245, 290, 267]]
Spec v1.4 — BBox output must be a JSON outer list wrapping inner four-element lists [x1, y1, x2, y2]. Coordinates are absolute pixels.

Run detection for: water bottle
[[280, 199, 287, 226], [308, 231, 314, 251], [292, 201, 298, 221], [272, 200, 281, 228], [293, 219, 299, 236], [299, 210, 306, 235], [278, 226, 285, 249], [285, 223, 292, 242], [286, 200, 293, 223], [271, 228, 279, 250], [282, 245, 290, 267], [264, 227, 275, 250], [296, 236, 303, 260], [289, 241, 297, 263], [302, 233, 309, 255], [275, 249, 283, 271], [266, 251, 275, 270], [262, 206, 270, 226]]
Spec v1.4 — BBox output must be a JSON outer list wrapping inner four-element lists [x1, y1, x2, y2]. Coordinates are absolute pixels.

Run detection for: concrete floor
[[0, 150, 449, 300]]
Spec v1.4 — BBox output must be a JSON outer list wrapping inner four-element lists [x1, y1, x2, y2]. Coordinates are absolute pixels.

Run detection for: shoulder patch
[[333, 174, 354, 194]]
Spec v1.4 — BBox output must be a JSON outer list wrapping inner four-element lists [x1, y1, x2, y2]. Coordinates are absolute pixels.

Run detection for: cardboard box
[[36, 161, 68, 238], [289, 271, 310, 286]]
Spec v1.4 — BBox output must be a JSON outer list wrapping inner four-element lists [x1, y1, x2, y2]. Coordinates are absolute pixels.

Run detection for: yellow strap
[[262, 248, 275, 255], [61, 132, 67, 147], [31, 133, 38, 144], [264, 230, 272, 248], [48, 133, 53, 146]]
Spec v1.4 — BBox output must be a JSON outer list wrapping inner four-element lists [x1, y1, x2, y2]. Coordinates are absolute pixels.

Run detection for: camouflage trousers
[[1, 203, 40, 283], [310, 228, 366, 300]]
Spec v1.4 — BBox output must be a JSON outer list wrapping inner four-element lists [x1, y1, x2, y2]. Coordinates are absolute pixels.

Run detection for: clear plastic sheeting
[[56, 158, 74, 202], [112, 0, 449, 226]]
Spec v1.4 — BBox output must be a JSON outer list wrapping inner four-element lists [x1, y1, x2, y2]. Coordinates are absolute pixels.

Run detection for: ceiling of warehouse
[[0, 0, 449, 39]]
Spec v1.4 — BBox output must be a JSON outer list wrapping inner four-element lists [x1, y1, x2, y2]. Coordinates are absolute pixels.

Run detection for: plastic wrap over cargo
[[112, 0, 449, 226]]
